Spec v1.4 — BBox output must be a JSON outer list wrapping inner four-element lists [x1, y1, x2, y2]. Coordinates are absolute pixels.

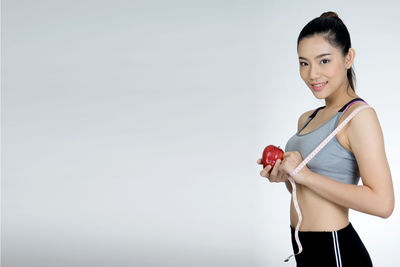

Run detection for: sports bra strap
[[339, 98, 368, 112], [309, 98, 368, 119], [309, 106, 325, 119]]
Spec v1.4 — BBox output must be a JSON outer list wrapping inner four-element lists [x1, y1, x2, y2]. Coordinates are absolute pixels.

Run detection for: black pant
[[290, 222, 373, 266]]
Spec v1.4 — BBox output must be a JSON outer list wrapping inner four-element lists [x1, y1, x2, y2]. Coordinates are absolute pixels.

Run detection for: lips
[[311, 81, 328, 91]]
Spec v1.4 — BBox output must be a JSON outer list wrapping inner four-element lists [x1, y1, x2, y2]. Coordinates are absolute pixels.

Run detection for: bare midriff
[[290, 183, 349, 231]]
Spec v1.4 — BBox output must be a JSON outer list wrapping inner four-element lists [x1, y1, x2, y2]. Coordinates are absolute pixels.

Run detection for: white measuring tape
[[283, 103, 371, 262]]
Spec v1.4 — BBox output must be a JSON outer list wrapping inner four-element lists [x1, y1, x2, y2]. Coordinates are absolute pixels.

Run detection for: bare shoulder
[[346, 102, 393, 218], [342, 101, 377, 129], [345, 101, 382, 154], [297, 108, 316, 131]]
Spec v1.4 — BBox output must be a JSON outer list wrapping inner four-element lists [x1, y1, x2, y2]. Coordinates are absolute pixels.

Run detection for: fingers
[[258, 157, 290, 183], [283, 152, 291, 158], [260, 165, 272, 177], [259, 159, 287, 183], [269, 160, 285, 182], [269, 159, 281, 177]]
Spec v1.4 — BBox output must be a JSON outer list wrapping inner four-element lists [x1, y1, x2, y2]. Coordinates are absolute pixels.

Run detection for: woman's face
[[297, 34, 351, 99]]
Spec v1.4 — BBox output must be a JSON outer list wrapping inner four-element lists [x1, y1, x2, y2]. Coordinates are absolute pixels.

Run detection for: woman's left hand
[[278, 151, 311, 185]]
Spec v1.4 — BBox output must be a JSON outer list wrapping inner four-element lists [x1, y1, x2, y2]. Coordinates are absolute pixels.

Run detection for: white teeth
[[314, 82, 326, 87]]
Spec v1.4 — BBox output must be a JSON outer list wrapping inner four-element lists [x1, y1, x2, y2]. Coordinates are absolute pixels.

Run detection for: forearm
[[303, 171, 392, 218]]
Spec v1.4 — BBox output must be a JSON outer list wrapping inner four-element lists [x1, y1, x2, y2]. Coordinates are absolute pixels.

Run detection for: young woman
[[257, 11, 394, 266]]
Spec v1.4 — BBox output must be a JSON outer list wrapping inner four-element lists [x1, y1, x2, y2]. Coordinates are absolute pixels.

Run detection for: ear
[[345, 48, 356, 70]]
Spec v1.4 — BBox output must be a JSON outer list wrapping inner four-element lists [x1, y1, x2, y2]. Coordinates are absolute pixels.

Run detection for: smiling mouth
[[311, 82, 328, 90]]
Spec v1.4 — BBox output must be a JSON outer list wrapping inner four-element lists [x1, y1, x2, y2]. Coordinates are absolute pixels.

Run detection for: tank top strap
[[309, 106, 326, 119], [338, 97, 368, 113], [297, 117, 311, 134], [297, 106, 325, 134], [334, 98, 369, 128]]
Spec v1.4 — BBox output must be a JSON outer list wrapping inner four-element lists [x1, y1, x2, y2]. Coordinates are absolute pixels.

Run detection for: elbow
[[379, 209, 392, 219], [378, 200, 395, 219]]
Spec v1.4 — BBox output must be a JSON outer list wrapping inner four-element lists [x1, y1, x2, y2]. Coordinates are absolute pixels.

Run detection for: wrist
[[295, 167, 313, 186]]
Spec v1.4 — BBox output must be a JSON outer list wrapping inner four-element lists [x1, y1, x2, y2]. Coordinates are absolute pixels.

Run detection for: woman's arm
[[300, 106, 394, 218]]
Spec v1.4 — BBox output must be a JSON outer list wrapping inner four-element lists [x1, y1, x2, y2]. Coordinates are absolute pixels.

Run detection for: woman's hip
[[290, 222, 373, 267]]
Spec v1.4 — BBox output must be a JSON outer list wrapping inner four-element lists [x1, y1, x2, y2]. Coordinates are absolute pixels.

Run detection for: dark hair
[[297, 11, 356, 92]]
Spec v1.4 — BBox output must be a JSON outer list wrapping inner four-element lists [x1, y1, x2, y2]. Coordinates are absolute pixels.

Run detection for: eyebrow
[[298, 53, 332, 60]]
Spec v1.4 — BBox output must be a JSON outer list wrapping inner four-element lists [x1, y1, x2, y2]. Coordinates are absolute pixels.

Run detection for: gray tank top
[[285, 98, 368, 185]]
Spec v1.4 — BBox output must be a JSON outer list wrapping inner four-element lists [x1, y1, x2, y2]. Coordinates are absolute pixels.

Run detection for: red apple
[[262, 145, 284, 168]]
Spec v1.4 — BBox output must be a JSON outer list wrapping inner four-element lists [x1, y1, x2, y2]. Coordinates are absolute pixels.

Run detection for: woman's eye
[[299, 62, 307, 66], [321, 59, 330, 64]]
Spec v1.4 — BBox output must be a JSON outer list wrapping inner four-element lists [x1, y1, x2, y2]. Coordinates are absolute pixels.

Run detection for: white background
[[2, 0, 399, 266]]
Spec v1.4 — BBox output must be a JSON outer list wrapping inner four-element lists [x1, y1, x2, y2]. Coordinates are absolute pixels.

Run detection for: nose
[[309, 64, 320, 80]]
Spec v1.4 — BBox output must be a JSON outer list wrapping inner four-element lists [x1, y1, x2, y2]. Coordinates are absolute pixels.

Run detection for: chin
[[310, 90, 326, 99]]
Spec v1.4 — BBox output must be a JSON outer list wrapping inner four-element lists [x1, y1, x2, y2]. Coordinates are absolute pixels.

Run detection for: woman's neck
[[324, 84, 358, 111]]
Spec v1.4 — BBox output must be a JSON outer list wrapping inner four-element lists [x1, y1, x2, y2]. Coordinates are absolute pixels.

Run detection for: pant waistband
[[290, 222, 353, 236]]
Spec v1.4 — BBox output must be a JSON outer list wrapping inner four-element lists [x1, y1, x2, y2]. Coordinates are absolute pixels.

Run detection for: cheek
[[328, 62, 345, 78], [299, 68, 307, 80]]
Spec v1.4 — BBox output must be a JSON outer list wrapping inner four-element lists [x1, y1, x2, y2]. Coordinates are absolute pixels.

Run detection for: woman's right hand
[[257, 158, 290, 183]]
